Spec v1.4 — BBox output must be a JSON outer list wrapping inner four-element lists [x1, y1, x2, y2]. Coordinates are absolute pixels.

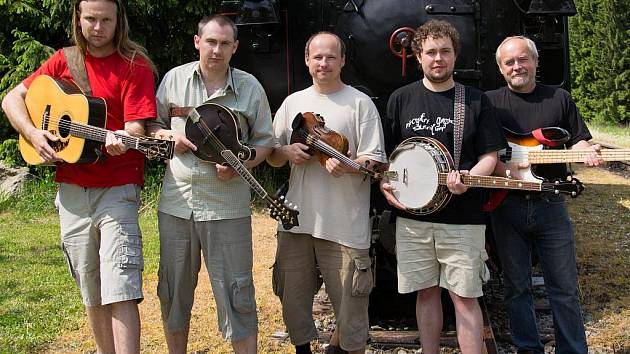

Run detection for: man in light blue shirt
[[147, 14, 273, 354]]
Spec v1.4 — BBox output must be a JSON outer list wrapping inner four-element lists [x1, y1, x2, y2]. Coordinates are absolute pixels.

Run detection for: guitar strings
[[38, 115, 169, 157]]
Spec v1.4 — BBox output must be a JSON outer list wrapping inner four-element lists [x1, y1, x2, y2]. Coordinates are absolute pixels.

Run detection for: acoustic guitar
[[500, 127, 630, 183], [184, 103, 300, 229], [20, 75, 174, 165]]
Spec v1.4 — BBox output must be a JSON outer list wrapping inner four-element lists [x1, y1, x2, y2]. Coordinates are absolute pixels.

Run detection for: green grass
[[0, 212, 82, 353], [588, 122, 630, 148]]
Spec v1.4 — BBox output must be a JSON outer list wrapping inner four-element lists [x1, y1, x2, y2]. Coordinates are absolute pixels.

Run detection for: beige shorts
[[272, 232, 373, 352], [395, 217, 489, 298], [56, 183, 143, 306], [157, 212, 257, 342]]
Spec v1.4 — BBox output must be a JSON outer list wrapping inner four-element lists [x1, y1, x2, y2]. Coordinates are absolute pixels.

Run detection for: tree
[[570, 0, 630, 125]]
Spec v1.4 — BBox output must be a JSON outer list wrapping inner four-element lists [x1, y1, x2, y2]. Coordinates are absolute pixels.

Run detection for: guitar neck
[[69, 121, 143, 149], [527, 149, 630, 164], [438, 173, 542, 191], [220, 150, 272, 201], [309, 136, 379, 178]]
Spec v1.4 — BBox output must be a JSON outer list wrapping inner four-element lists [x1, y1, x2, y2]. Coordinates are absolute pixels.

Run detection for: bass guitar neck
[[526, 149, 630, 164]]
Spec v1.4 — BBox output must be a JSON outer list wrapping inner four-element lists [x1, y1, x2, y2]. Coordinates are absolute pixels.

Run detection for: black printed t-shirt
[[385, 81, 507, 225], [486, 85, 592, 181]]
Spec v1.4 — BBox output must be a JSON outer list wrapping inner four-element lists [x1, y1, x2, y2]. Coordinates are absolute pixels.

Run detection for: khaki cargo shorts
[[395, 217, 489, 298], [272, 232, 373, 352], [157, 213, 257, 342], [56, 183, 143, 306]]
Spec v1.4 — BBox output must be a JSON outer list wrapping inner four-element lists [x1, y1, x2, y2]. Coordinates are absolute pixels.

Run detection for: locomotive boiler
[[220, 0, 579, 320]]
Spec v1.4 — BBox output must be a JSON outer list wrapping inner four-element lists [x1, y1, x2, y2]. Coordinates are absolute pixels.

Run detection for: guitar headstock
[[268, 195, 300, 229], [542, 176, 585, 198], [141, 137, 175, 161]]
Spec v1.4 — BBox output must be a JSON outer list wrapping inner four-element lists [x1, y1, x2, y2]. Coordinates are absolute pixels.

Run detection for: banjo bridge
[[383, 170, 399, 181]]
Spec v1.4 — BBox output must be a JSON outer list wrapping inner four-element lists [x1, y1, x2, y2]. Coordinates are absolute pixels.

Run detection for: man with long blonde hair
[[1, 1, 156, 353]]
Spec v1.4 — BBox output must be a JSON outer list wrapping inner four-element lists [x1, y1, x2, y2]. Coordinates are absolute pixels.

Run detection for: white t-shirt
[[273, 85, 387, 249]]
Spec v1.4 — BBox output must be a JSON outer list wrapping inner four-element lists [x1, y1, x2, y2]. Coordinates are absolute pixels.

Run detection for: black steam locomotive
[[221, 0, 579, 320]]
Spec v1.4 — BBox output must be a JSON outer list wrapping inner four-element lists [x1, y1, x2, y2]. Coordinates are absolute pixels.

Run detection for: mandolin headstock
[[268, 195, 300, 229]]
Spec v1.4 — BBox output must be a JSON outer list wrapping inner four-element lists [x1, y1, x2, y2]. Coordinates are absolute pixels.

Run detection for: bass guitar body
[[500, 127, 571, 182], [22, 75, 106, 165]]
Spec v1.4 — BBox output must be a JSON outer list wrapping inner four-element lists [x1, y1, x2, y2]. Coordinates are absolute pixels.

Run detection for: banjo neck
[[438, 173, 542, 191]]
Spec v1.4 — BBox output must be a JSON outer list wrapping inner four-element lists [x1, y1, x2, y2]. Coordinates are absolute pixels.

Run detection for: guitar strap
[[453, 82, 465, 170], [63, 46, 92, 96]]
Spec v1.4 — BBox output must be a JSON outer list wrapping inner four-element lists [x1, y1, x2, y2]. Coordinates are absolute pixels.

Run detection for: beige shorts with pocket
[[157, 212, 257, 342], [56, 183, 143, 306], [272, 232, 373, 351], [395, 217, 489, 298]]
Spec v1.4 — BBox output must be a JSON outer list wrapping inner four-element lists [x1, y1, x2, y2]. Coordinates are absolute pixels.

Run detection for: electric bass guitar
[[184, 103, 300, 229], [500, 127, 630, 182], [20, 75, 174, 165]]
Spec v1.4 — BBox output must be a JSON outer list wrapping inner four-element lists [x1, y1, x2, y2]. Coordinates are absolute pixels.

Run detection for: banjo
[[384, 137, 584, 215]]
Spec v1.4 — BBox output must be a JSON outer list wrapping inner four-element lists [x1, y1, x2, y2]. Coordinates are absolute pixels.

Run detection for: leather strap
[[63, 46, 92, 96], [169, 106, 195, 117], [453, 82, 466, 170]]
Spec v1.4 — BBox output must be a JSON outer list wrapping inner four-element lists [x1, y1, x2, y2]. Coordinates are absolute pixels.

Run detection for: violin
[[289, 112, 381, 179]]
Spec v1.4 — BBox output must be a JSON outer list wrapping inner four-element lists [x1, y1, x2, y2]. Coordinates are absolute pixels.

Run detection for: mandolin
[[184, 103, 299, 229], [20, 75, 174, 165]]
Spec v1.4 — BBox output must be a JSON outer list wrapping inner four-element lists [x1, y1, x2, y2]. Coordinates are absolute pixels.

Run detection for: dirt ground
[[43, 165, 630, 353]]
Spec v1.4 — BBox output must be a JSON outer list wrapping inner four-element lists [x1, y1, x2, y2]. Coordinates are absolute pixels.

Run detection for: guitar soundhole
[[49, 115, 71, 153], [58, 115, 71, 138]]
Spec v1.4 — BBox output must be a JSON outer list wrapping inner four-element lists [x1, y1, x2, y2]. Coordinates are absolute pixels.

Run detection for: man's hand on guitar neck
[[571, 140, 604, 167]]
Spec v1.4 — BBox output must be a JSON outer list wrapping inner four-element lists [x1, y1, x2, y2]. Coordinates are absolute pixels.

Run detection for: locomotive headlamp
[[236, 0, 279, 25]]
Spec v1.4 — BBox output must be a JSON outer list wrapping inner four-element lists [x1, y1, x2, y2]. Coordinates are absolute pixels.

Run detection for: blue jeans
[[491, 192, 587, 354]]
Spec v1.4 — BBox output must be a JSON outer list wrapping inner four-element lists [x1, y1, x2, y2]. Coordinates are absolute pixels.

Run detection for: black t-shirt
[[385, 81, 507, 225], [486, 85, 592, 181]]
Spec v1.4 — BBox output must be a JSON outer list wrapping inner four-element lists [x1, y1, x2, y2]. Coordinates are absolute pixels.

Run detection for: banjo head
[[388, 139, 441, 211]]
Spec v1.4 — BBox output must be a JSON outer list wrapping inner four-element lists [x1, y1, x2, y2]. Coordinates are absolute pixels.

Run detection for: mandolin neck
[[220, 150, 270, 200]]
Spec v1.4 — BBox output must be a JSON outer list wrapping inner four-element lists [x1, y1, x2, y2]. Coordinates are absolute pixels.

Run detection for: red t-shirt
[[22, 49, 157, 187]]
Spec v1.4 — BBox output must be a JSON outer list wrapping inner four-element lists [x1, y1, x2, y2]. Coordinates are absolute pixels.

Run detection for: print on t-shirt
[[405, 113, 453, 136]]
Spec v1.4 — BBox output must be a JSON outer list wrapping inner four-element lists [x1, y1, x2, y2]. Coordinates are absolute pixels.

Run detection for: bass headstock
[[268, 195, 300, 230], [542, 176, 585, 198]]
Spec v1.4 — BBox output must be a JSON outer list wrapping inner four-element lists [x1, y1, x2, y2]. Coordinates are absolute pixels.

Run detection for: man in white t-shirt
[[267, 32, 387, 354]]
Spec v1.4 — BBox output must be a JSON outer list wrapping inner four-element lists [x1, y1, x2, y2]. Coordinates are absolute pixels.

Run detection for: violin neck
[[307, 134, 380, 179]]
